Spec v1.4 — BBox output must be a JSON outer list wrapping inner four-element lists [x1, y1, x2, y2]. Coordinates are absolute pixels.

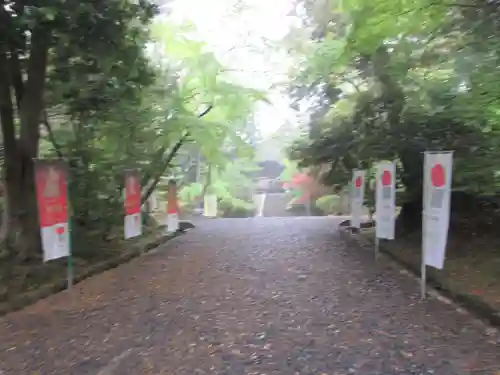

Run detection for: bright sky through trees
[[166, 0, 298, 137]]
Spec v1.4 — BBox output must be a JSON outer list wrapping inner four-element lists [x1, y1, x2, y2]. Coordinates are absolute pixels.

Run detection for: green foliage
[[150, 21, 266, 166], [208, 159, 257, 210], [219, 200, 255, 218], [178, 156, 260, 216], [286, 0, 500, 230], [179, 183, 204, 206], [278, 159, 299, 182], [0, 0, 266, 261], [288, 0, 500, 188], [56, 17, 265, 230], [315, 194, 341, 214]]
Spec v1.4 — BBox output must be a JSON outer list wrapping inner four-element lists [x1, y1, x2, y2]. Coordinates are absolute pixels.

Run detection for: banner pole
[[67, 251, 73, 290], [421, 252, 427, 300], [374, 171, 378, 262], [421, 152, 427, 300], [306, 192, 311, 216]]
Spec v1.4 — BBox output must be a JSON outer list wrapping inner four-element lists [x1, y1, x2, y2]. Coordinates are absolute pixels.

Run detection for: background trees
[[285, 0, 500, 234], [0, 1, 264, 273], [0, 0, 160, 258]]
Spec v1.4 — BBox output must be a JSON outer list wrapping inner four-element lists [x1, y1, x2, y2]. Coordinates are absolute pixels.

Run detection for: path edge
[[0, 228, 183, 317], [339, 226, 500, 328]]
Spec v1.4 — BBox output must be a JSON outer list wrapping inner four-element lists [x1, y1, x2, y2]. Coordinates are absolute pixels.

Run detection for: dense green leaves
[[0, 1, 266, 257], [151, 21, 265, 165], [286, 0, 500, 230]]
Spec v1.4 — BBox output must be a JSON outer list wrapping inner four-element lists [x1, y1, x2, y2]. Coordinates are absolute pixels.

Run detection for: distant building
[[249, 160, 285, 193]]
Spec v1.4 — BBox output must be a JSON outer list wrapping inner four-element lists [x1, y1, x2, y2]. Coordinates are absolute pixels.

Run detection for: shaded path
[[261, 192, 294, 217], [0, 218, 499, 374]]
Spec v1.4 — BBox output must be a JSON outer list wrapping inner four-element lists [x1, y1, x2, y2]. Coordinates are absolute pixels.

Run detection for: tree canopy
[[0, 0, 265, 260], [285, 0, 500, 232]]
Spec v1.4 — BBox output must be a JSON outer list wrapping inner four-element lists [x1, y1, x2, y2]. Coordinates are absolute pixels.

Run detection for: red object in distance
[[381, 170, 392, 186], [167, 182, 179, 214], [431, 163, 445, 187], [291, 173, 312, 186], [355, 176, 363, 188]]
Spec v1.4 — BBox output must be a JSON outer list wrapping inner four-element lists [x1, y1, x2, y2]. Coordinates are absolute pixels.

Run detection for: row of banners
[[34, 161, 146, 262], [34, 160, 220, 263], [350, 152, 453, 271], [34, 152, 453, 298]]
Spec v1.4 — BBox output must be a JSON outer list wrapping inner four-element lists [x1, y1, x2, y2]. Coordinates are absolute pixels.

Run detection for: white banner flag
[[252, 193, 266, 217], [423, 152, 453, 269], [204, 194, 218, 217], [350, 170, 366, 228], [167, 213, 179, 233], [125, 214, 141, 239], [376, 161, 396, 239]]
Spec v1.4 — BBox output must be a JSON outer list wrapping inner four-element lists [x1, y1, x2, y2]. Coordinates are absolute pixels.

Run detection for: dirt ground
[[364, 228, 500, 312]]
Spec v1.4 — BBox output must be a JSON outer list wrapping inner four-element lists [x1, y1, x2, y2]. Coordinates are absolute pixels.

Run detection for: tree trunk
[[0, 49, 21, 256], [0, 26, 51, 259], [396, 196, 422, 236], [202, 163, 213, 196], [140, 105, 212, 204], [141, 133, 189, 204], [395, 144, 424, 236], [0, 179, 9, 250]]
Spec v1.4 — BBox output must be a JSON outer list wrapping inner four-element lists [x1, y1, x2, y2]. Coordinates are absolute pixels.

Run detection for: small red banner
[[124, 169, 141, 215]]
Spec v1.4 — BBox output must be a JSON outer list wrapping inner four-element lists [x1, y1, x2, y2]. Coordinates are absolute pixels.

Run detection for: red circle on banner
[[381, 170, 391, 186], [431, 163, 445, 187], [56, 226, 65, 235], [355, 176, 363, 188]]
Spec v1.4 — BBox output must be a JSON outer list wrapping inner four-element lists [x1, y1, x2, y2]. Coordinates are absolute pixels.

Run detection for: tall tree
[[285, 0, 500, 232], [0, 0, 157, 257]]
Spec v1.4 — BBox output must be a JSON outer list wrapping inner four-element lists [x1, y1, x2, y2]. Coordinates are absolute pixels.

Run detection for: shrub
[[219, 199, 255, 218], [315, 194, 342, 215]]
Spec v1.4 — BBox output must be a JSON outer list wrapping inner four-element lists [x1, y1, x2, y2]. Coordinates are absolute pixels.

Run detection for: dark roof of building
[[251, 160, 284, 179]]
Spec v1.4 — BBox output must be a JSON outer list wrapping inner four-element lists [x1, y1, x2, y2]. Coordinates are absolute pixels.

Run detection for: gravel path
[[0, 217, 499, 375], [262, 193, 294, 217]]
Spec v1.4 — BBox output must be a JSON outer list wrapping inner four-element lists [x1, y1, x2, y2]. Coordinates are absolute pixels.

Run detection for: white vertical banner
[[167, 213, 179, 233], [204, 194, 218, 217], [350, 170, 366, 228], [422, 152, 453, 270], [376, 161, 396, 239], [253, 193, 266, 217]]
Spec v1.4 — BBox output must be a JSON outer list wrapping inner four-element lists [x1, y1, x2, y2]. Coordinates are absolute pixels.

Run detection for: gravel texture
[[0, 217, 499, 375]]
